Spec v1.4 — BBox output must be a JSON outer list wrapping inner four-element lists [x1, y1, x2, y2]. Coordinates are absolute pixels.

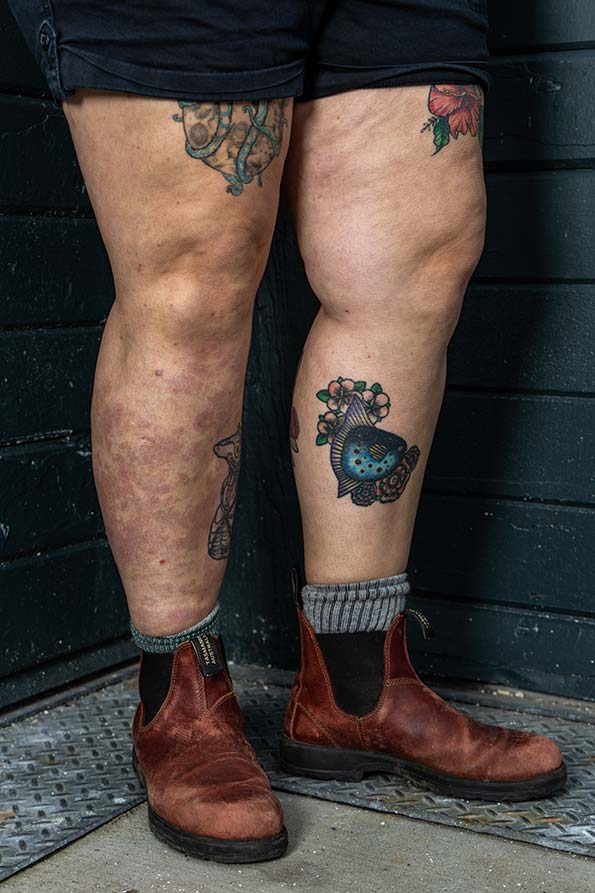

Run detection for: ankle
[[301, 573, 410, 634], [138, 651, 175, 724], [317, 630, 386, 716], [131, 603, 220, 653]]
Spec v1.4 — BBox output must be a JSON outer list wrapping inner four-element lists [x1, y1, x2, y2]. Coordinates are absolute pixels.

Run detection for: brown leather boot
[[132, 634, 287, 862], [280, 607, 567, 801]]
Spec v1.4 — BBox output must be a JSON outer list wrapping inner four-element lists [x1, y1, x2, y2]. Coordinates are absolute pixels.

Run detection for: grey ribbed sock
[[301, 574, 410, 634], [130, 603, 220, 653]]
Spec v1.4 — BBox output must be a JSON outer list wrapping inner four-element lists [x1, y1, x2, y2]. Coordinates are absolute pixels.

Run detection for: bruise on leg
[[91, 333, 247, 634]]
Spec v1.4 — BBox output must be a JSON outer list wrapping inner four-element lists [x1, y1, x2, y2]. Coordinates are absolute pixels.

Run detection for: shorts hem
[[58, 46, 305, 102], [299, 60, 491, 102]]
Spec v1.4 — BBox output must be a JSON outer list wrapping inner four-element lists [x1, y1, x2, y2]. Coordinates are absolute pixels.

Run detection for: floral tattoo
[[208, 425, 241, 560], [421, 84, 484, 155], [315, 378, 420, 507], [173, 99, 288, 195]]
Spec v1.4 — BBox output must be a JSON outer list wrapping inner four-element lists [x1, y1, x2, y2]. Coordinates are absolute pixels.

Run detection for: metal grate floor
[[1, 666, 594, 880]]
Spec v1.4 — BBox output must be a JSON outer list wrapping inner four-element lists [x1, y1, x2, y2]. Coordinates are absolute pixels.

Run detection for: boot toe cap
[[160, 788, 285, 842], [491, 730, 563, 781], [202, 791, 285, 841], [525, 733, 563, 777]]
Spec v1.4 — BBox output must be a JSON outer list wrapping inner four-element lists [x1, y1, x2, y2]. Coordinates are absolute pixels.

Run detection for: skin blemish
[[155, 369, 164, 376], [159, 559, 167, 564]]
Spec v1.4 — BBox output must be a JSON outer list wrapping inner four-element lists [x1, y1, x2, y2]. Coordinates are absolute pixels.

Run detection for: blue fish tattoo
[[323, 390, 420, 506]]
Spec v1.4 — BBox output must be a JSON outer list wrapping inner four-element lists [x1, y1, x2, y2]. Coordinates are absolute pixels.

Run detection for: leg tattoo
[[315, 378, 420, 507], [208, 425, 241, 559], [421, 84, 484, 154], [290, 406, 300, 455], [173, 99, 288, 195], [290, 405, 300, 468]]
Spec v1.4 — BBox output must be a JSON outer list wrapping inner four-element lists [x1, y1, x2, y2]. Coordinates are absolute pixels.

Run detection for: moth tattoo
[[174, 99, 288, 195], [316, 378, 420, 507], [208, 425, 241, 559]]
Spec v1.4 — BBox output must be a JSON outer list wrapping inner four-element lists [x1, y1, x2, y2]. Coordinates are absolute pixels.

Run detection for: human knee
[[416, 190, 486, 293], [402, 200, 486, 337], [113, 222, 271, 343], [309, 187, 485, 339]]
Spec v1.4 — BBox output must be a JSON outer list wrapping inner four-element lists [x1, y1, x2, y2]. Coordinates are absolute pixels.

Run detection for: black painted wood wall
[[0, 1, 594, 707]]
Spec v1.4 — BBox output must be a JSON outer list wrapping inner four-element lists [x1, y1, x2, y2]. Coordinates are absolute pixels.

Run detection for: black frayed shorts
[[8, 0, 489, 104]]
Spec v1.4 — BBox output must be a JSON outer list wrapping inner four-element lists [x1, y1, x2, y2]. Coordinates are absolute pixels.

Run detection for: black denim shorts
[[8, 0, 489, 104]]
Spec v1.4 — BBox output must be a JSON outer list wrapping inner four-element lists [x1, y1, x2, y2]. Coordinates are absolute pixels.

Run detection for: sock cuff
[[301, 574, 410, 634], [130, 603, 220, 653]]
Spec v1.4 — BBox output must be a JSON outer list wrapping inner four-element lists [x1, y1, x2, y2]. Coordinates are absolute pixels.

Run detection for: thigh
[[284, 84, 485, 310], [63, 91, 292, 289]]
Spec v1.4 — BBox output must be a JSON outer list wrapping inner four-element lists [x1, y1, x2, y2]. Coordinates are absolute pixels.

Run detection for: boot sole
[[279, 735, 567, 802], [132, 749, 288, 863]]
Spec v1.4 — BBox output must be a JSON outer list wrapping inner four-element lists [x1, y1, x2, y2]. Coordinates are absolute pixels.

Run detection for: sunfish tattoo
[[421, 84, 484, 154], [173, 99, 288, 195], [315, 378, 420, 507], [208, 425, 241, 560]]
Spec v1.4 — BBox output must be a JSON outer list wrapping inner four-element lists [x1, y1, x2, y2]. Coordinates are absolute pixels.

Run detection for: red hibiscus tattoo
[[421, 84, 484, 154]]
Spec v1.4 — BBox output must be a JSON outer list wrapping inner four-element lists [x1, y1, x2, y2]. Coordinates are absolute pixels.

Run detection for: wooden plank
[[0, 216, 113, 325], [408, 596, 595, 701], [0, 437, 102, 560], [0, 4, 49, 95], [451, 284, 595, 394], [0, 216, 114, 327], [428, 392, 595, 504], [489, 1, 595, 52], [0, 94, 88, 211], [0, 540, 127, 677], [485, 51, 595, 166], [0, 328, 101, 442], [410, 495, 595, 615], [479, 170, 595, 280], [0, 639, 137, 711]]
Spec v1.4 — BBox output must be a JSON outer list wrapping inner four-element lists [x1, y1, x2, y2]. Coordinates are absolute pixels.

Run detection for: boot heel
[[279, 735, 366, 782]]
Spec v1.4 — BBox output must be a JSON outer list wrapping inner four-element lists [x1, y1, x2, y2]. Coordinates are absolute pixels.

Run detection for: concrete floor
[[3, 792, 593, 893]]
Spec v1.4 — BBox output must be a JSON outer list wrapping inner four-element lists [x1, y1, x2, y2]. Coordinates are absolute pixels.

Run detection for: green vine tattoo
[[421, 85, 484, 154], [208, 425, 241, 559], [173, 99, 288, 194], [316, 378, 420, 507]]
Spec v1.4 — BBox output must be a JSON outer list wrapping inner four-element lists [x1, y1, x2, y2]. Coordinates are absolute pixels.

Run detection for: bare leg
[[285, 85, 485, 582], [63, 91, 291, 633]]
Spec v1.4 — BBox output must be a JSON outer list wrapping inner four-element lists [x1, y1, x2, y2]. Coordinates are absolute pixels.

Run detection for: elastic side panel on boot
[[316, 631, 386, 716], [139, 651, 175, 724]]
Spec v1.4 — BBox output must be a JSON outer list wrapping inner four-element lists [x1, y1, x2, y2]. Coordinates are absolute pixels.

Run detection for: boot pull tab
[[191, 633, 223, 676], [404, 608, 434, 641], [291, 565, 304, 608]]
